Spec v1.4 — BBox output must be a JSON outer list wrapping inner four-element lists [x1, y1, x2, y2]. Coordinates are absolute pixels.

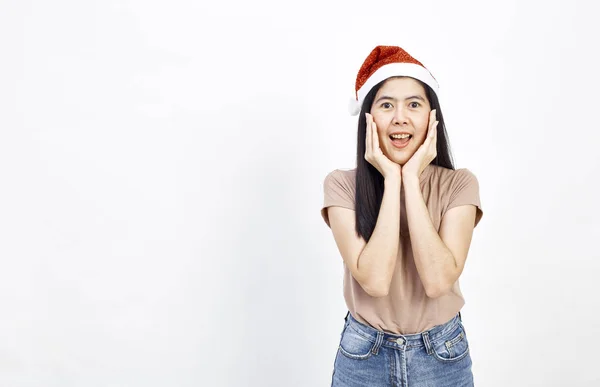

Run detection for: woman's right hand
[[364, 113, 401, 180]]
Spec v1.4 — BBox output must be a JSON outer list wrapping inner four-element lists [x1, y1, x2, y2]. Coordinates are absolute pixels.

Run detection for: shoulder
[[324, 167, 356, 179], [437, 167, 483, 226], [321, 168, 357, 219], [450, 168, 479, 188], [323, 168, 356, 189], [430, 165, 479, 187]]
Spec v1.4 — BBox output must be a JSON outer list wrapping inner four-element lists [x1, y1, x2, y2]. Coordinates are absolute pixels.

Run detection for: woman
[[321, 46, 483, 386]]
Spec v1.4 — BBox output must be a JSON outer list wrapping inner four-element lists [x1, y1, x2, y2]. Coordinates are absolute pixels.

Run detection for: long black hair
[[355, 76, 455, 242]]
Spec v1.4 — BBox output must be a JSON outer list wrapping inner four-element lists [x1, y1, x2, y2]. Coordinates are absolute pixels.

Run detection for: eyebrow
[[374, 95, 426, 104]]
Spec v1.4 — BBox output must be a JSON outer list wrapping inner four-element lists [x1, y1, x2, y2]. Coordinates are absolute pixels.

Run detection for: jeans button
[[396, 337, 404, 345]]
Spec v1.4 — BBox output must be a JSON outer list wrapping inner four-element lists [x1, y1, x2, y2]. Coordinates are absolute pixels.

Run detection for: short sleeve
[[445, 168, 483, 228], [321, 170, 355, 228]]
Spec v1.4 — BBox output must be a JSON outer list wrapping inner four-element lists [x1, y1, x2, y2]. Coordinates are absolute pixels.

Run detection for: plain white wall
[[1, 0, 599, 386]]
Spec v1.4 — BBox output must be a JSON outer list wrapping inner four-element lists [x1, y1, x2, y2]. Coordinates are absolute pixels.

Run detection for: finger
[[365, 113, 371, 157], [429, 118, 437, 139], [372, 120, 379, 152], [422, 121, 433, 146], [422, 121, 436, 150], [425, 122, 436, 149], [429, 110, 436, 134], [431, 121, 438, 154]]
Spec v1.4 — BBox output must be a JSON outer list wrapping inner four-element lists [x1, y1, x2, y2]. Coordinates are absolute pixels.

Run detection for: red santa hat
[[348, 45, 439, 115]]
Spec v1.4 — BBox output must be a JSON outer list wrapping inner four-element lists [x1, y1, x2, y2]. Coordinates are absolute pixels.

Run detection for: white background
[[1, 0, 599, 386]]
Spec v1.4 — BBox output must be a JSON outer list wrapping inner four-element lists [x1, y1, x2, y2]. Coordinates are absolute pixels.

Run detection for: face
[[370, 77, 432, 165]]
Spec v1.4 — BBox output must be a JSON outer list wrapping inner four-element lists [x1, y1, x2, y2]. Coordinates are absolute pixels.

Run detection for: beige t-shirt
[[321, 163, 483, 334]]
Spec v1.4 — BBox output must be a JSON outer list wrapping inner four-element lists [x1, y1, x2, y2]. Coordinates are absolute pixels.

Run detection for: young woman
[[321, 46, 483, 386]]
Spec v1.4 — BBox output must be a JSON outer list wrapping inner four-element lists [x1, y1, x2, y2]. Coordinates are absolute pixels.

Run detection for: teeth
[[391, 134, 411, 139]]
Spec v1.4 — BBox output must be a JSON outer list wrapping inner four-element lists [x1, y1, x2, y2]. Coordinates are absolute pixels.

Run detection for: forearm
[[403, 176, 456, 298], [357, 176, 402, 297]]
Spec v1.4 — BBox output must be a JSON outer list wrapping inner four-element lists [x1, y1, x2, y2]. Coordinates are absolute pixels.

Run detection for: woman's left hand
[[402, 109, 438, 182]]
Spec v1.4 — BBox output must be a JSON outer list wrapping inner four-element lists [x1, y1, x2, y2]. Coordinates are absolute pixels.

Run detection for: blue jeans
[[331, 311, 474, 386]]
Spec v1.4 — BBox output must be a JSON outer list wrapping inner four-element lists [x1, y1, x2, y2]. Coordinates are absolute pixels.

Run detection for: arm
[[402, 175, 477, 298], [328, 175, 402, 297]]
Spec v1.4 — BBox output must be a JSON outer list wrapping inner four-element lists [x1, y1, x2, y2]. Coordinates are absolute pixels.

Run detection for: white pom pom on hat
[[348, 97, 360, 116], [348, 46, 440, 116]]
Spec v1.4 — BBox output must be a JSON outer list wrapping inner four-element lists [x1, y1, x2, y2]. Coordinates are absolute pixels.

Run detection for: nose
[[392, 106, 408, 126]]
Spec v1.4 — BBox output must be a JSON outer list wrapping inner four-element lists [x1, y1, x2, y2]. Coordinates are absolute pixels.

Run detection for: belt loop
[[422, 331, 434, 355], [371, 331, 384, 355]]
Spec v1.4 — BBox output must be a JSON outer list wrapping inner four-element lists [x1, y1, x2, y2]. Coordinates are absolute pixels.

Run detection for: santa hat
[[348, 46, 439, 115]]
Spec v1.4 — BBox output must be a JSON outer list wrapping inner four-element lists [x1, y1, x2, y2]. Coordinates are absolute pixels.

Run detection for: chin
[[388, 152, 412, 165]]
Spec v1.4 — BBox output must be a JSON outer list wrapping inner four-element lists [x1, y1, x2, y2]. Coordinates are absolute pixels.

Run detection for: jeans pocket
[[430, 322, 470, 363], [338, 325, 376, 360]]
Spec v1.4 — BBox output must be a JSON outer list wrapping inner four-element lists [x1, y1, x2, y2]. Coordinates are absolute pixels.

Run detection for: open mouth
[[389, 134, 412, 149]]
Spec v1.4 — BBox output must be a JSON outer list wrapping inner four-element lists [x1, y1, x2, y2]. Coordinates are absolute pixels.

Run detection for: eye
[[381, 102, 393, 109], [409, 101, 421, 108]]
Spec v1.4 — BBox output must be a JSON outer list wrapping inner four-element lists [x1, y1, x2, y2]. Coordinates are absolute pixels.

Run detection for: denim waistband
[[344, 311, 463, 351]]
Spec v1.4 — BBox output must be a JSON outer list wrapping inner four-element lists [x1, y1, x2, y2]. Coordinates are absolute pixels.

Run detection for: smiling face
[[370, 77, 432, 165]]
